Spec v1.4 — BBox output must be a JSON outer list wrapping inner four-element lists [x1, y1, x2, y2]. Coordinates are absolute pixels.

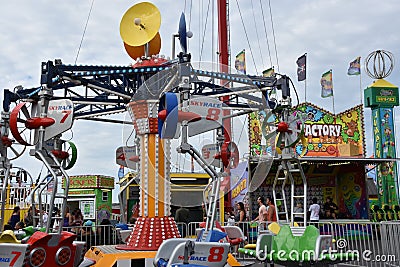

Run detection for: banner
[[295, 103, 365, 157], [321, 70, 333, 98], [262, 67, 275, 77], [235, 50, 246, 74], [296, 54, 306, 81], [347, 56, 361, 75]]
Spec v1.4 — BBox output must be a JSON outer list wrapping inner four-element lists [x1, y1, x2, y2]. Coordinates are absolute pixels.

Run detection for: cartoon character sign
[[337, 172, 368, 219], [373, 107, 398, 204], [295, 103, 365, 157], [248, 110, 274, 156]]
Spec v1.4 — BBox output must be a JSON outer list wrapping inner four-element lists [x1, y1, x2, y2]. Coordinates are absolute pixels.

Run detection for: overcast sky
[[1, 0, 400, 202]]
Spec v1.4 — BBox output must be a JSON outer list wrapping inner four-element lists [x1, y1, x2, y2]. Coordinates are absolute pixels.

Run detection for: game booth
[[247, 102, 374, 220], [63, 175, 115, 222]]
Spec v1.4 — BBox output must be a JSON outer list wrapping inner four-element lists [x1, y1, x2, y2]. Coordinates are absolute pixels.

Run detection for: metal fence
[[16, 219, 399, 266], [183, 220, 400, 266], [60, 224, 134, 248], [380, 221, 400, 266]]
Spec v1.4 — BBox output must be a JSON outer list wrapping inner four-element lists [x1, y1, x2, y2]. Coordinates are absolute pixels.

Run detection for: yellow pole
[[118, 100, 179, 251]]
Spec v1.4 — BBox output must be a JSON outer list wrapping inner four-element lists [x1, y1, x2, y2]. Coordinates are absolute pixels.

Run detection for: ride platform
[[84, 246, 157, 266]]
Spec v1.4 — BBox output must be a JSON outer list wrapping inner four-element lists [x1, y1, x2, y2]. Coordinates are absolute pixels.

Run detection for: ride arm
[[178, 143, 219, 181]]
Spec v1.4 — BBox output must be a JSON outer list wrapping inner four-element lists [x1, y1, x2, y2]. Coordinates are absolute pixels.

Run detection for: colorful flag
[[118, 165, 124, 179], [235, 50, 246, 74], [347, 56, 361, 75], [262, 67, 275, 77], [321, 70, 333, 98], [263, 67, 276, 97], [296, 54, 306, 81]]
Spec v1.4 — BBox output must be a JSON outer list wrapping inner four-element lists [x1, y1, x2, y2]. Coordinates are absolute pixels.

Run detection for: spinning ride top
[[120, 2, 162, 60], [115, 3, 181, 252]]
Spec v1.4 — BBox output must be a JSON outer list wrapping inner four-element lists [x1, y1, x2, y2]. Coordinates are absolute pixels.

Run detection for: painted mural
[[295, 103, 365, 157], [248, 110, 275, 156], [337, 169, 368, 219], [373, 108, 398, 204], [230, 161, 249, 208], [248, 103, 365, 158]]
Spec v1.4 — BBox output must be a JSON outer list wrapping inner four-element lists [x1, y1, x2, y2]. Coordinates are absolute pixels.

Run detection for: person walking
[[251, 196, 268, 231], [175, 206, 190, 237], [234, 202, 248, 237]]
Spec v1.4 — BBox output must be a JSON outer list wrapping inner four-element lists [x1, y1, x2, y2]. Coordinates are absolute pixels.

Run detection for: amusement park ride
[[0, 1, 395, 267]]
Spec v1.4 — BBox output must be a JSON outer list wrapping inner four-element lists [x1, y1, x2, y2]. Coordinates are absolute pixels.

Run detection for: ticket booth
[[63, 175, 115, 222]]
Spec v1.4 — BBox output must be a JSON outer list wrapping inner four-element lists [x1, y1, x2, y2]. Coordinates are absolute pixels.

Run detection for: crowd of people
[[2, 204, 118, 247], [308, 196, 339, 222], [4, 196, 339, 238], [250, 196, 277, 230], [4, 205, 86, 232], [221, 195, 339, 227]]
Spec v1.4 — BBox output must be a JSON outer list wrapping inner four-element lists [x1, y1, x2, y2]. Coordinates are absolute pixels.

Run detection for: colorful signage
[[188, 96, 223, 137], [248, 103, 365, 158], [201, 144, 221, 167], [296, 103, 365, 157], [68, 189, 95, 195], [231, 178, 247, 199], [38, 99, 74, 142], [63, 175, 115, 189], [372, 108, 398, 204], [80, 200, 96, 219], [248, 110, 274, 157], [374, 88, 398, 105], [230, 161, 248, 207], [364, 79, 399, 108], [99, 176, 115, 189]]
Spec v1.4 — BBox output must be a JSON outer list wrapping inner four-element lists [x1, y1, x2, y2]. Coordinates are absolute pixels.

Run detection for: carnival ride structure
[[0, 1, 370, 266], [78, 2, 315, 266], [0, 3, 273, 266], [364, 50, 399, 206], [0, 84, 86, 265]]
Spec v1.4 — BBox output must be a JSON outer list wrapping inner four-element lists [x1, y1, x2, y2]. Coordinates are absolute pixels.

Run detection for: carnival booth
[[249, 103, 372, 219], [63, 175, 114, 222], [124, 172, 212, 222]]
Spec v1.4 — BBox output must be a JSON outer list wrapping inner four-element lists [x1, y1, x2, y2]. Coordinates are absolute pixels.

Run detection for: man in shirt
[[175, 206, 190, 224], [266, 196, 277, 222], [175, 206, 190, 237], [309, 197, 320, 224], [323, 197, 338, 219], [252, 196, 268, 230]]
